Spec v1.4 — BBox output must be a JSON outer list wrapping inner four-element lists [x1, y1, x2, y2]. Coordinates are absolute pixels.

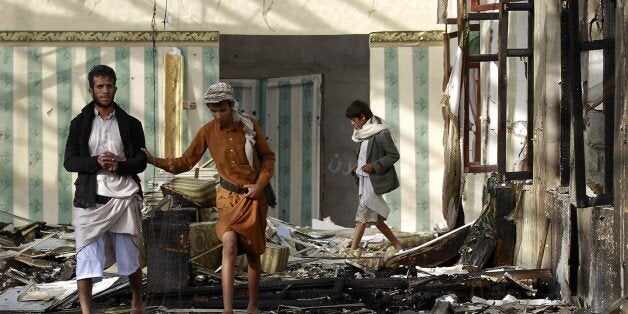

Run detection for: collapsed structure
[[0, 0, 627, 312]]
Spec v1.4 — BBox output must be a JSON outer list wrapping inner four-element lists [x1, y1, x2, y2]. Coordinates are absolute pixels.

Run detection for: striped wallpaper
[[0, 33, 219, 225], [265, 76, 321, 227], [1, 31, 446, 233], [369, 33, 446, 232]]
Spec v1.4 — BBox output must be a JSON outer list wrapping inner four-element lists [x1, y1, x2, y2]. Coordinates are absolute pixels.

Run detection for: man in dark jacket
[[346, 100, 403, 252], [64, 64, 147, 313]]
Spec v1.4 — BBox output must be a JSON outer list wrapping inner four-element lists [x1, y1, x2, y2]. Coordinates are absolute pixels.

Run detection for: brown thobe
[[153, 118, 275, 255]]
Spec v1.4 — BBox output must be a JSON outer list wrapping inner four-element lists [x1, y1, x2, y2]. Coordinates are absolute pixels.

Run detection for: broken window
[[444, 0, 534, 179], [560, 0, 615, 207]]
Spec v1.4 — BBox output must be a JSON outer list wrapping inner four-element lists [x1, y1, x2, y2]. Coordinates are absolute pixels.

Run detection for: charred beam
[[602, 0, 615, 200], [507, 48, 532, 57], [493, 184, 516, 266], [468, 12, 500, 20], [505, 2, 533, 11], [469, 53, 498, 62], [526, 0, 535, 175], [504, 171, 532, 181], [497, 2, 508, 181], [580, 38, 614, 51], [559, 0, 573, 187]]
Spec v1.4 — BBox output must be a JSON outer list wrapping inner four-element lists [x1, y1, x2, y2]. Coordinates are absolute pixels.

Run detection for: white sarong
[[73, 194, 143, 270]]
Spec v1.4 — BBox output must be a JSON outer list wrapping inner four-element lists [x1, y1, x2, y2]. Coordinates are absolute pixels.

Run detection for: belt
[[219, 177, 248, 194], [95, 195, 112, 204]]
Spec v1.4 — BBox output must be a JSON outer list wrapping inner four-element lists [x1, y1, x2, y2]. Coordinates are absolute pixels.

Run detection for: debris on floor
[[0, 174, 572, 313]]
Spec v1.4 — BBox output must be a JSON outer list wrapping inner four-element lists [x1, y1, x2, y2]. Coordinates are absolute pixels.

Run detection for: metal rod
[[465, 163, 498, 173], [461, 0, 471, 171], [468, 12, 500, 20], [497, 1, 508, 181], [505, 2, 533, 11], [586, 194, 614, 207], [567, 0, 588, 208], [0, 210, 34, 223], [469, 53, 498, 62], [506, 48, 533, 57], [559, 0, 572, 187], [580, 38, 614, 51], [16, 231, 60, 256], [602, 0, 615, 201], [504, 171, 533, 181], [526, 0, 534, 174], [471, 0, 501, 12]]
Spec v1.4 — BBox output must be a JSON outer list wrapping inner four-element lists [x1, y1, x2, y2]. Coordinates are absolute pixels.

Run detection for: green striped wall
[[27, 47, 43, 221], [0, 47, 13, 223], [413, 47, 431, 232], [265, 76, 321, 227], [56, 47, 73, 223], [300, 80, 314, 225], [370, 44, 445, 233], [0, 42, 219, 225], [383, 47, 402, 229]]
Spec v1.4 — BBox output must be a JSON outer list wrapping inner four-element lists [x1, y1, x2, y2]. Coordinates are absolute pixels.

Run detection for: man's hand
[[140, 148, 154, 165], [141, 147, 175, 173], [98, 151, 119, 172], [361, 163, 374, 174], [243, 183, 263, 199]]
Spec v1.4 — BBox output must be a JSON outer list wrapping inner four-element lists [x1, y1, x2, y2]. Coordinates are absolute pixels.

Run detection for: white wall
[[1, 0, 443, 35]]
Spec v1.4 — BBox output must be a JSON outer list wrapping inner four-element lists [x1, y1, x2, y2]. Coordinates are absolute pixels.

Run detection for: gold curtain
[[164, 51, 184, 158]]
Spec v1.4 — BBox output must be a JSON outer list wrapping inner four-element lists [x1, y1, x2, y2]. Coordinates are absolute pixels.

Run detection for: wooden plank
[[479, 268, 553, 281], [385, 221, 474, 268]]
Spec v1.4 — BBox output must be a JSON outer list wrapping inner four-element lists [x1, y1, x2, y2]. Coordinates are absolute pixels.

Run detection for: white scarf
[[351, 116, 389, 143], [232, 101, 256, 169]]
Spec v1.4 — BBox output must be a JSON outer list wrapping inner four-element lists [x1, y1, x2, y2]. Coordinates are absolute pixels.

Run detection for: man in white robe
[[64, 65, 147, 314]]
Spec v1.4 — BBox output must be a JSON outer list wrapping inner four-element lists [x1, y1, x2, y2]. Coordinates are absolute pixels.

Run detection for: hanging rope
[[150, 0, 158, 190], [149, 0, 169, 190]]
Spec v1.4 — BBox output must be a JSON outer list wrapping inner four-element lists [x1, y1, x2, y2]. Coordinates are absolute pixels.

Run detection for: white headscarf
[[205, 82, 256, 169]]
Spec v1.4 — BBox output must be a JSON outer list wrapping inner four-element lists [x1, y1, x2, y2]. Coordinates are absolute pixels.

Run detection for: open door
[[225, 75, 322, 227]]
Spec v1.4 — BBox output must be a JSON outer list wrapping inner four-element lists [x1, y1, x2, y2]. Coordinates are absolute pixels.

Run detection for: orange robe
[[215, 186, 268, 255]]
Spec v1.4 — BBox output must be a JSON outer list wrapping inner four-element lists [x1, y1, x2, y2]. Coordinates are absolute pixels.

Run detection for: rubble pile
[[0, 176, 571, 313]]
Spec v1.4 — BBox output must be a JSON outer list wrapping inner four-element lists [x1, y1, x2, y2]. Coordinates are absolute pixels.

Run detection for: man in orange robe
[[142, 82, 275, 313]]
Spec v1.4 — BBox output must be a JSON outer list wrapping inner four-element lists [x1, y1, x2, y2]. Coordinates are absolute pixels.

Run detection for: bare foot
[[247, 306, 260, 314]]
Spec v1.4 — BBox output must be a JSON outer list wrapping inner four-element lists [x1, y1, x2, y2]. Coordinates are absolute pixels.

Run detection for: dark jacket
[[63, 101, 147, 208], [358, 128, 400, 195]]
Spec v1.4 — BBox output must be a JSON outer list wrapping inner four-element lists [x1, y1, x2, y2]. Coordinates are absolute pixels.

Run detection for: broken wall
[[545, 189, 571, 301], [534, 0, 625, 308], [576, 206, 621, 312], [461, 3, 533, 225]]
